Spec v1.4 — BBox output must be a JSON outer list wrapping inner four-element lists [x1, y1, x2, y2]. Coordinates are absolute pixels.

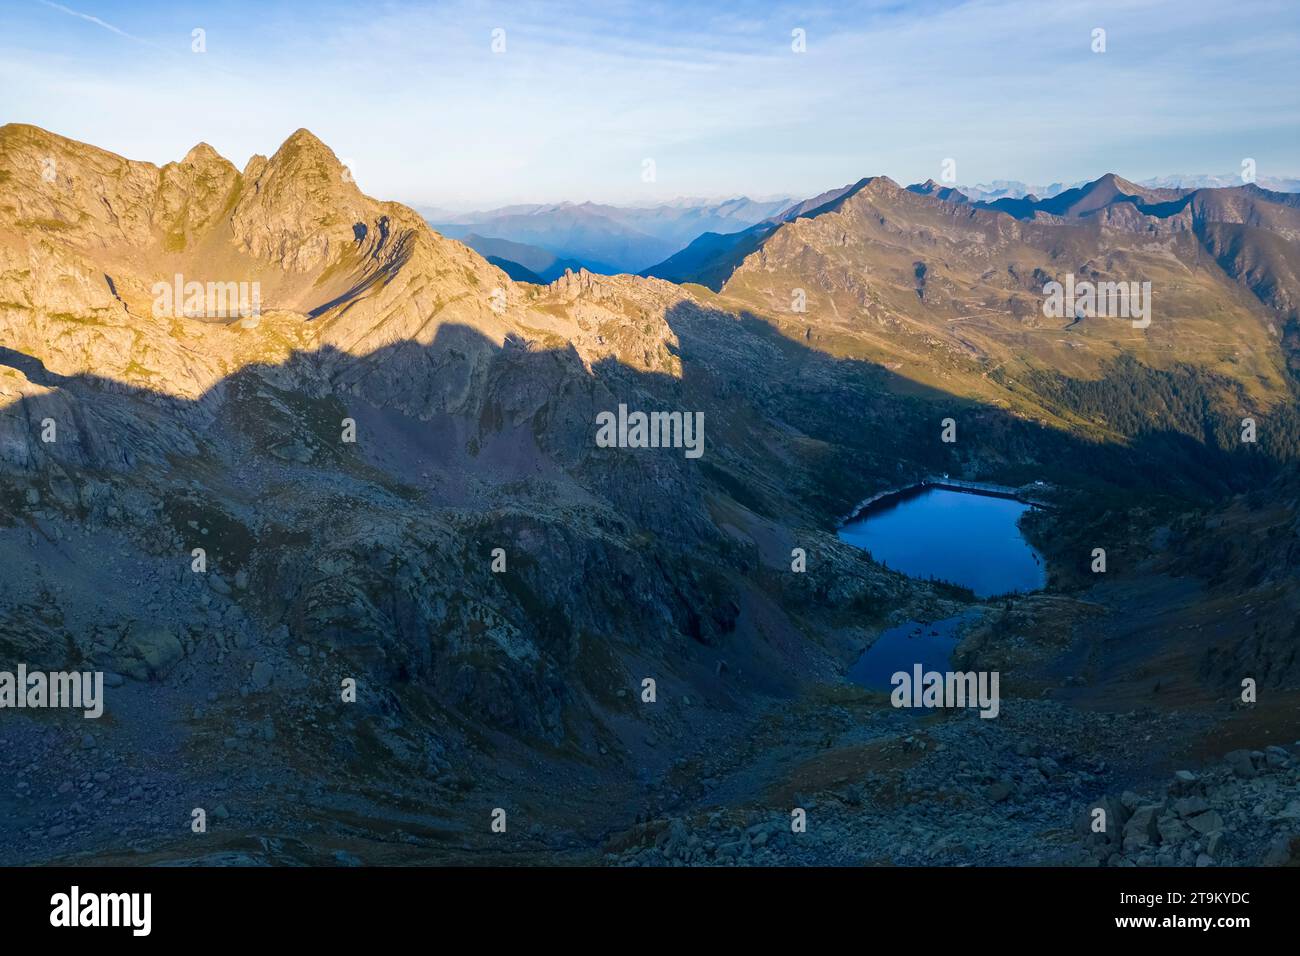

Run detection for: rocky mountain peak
[[271, 128, 343, 168], [180, 142, 225, 167], [248, 127, 357, 200], [229, 128, 365, 272]]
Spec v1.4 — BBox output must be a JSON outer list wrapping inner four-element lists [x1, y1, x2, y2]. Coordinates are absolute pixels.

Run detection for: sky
[[1, 0, 1297, 209]]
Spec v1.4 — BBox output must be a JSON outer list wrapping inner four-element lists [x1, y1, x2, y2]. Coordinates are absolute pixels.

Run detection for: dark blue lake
[[846, 613, 972, 690], [837, 486, 1045, 598]]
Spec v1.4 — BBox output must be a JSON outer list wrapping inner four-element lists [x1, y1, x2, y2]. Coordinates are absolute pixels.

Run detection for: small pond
[[845, 612, 973, 691]]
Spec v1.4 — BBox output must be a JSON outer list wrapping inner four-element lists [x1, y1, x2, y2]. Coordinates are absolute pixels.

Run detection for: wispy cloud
[[36, 0, 168, 50], [6, 0, 1298, 206]]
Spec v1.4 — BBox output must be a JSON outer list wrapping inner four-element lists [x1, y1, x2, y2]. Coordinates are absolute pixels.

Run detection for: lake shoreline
[[836, 477, 1053, 528]]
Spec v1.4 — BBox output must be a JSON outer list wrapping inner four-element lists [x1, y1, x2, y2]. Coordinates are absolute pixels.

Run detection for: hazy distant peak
[[1139, 172, 1300, 192], [1009, 172, 1155, 219], [1068, 172, 1140, 202], [907, 179, 972, 203], [956, 180, 1078, 202], [859, 174, 900, 190], [1092, 172, 1143, 194]]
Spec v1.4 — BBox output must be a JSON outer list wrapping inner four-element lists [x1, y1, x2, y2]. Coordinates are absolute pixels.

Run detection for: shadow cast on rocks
[[0, 301, 1295, 864]]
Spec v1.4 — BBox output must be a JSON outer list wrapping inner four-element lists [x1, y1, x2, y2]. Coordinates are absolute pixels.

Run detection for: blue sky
[[2, 0, 1297, 207]]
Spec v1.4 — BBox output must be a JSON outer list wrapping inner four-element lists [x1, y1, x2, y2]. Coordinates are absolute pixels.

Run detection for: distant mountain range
[[952, 174, 1300, 202], [640, 179, 870, 287], [458, 233, 585, 283], [953, 180, 1076, 202], [1139, 173, 1300, 192], [426, 196, 794, 277], [427, 175, 1300, 284]]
